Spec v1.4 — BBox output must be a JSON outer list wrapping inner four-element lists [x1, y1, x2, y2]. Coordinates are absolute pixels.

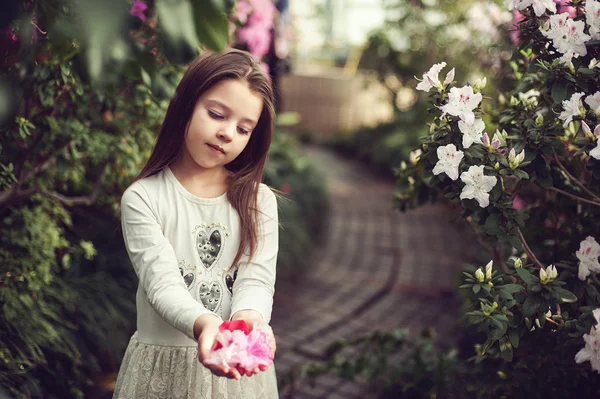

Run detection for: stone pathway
[[271, 146, 474, 399]]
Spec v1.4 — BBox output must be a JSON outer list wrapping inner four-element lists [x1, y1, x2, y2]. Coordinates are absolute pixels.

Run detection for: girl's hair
[[134, 48, 276, 269]]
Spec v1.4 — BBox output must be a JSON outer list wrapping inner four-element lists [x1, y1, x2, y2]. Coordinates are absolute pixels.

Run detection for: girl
[[113, 49, 279, 399]]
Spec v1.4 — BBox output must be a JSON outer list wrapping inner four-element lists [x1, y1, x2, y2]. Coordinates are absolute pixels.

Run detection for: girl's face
[[183, 79, 263, 173]]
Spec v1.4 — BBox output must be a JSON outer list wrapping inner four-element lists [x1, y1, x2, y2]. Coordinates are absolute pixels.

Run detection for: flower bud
[[409, 149, 422, 165], [485, 260, 493, 281], [535, 113, 544, 126], [444, 68, 455, 86], [540, 265, 557, 285], [582, 121, 596, 141], [473, 77, 487, 93], [494, 162, 500, 171], [509, 148, 525, 169], [514, 258, 523, 268], [492, 130, 506, 147], [400, 161, 407, 171], [475, 268, 485, 283], [510, 96, 519, 106]]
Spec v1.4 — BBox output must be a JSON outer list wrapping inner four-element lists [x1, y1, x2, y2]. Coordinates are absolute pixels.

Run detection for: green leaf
[[502, 284, 524, 294], [499, 336, 513, 362], [191, 0, 230, 51], [522, 295, 541, 316], [484, 214, 502, 236], [473, 284, 481, 294], [509, 330, 519, 349], [553, 286, 578, 303], [157, 0, 200, 64], [551, 81, 568, 105], [516, 268, 532, 284]]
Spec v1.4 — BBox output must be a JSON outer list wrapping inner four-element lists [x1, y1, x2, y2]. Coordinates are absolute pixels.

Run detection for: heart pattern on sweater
[[195, 227, 223, 270], [198, 281, 222, 312], [179, 268, 195, 288], [225, 268, 238, 294]]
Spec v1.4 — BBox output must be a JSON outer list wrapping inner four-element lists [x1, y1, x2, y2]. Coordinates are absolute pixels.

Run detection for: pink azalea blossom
[[206, 322, 274, 371], [512, 194, 527, 210], [129, 0, 148, 22], [555, 0, 577, 18], [235, 0, 254, 24], [238, 24, 271, 58], [247, 0, 275, 29], [510, 11, 526, 45]]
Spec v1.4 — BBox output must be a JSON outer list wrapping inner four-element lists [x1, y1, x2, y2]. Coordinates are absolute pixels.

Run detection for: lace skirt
[[113, 332, 279, 399]]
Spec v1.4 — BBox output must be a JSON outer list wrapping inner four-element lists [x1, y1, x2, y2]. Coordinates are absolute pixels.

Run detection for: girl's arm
[[121, 183, 220, 341], [230, 185, 278, 324]]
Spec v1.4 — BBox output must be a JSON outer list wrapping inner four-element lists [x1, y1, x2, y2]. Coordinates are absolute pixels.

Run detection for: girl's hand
[[230, 310, 277, 377], [194, 314, 242, 380]]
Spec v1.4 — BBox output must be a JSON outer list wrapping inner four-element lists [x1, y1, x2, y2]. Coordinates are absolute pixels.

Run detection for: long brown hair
[[135, 49, 276, 269]]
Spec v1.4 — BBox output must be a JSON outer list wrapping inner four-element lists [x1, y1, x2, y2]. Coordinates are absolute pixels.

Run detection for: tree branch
[[552, 153, 600, 201], [42, 163, 109, 207], [0, 163, 109, 209], [548, 186, 600, 207], [518, 229, 544, 270]]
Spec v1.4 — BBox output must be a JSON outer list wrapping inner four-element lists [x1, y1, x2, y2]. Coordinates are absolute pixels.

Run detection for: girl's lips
[[207, 144, 225, 154]]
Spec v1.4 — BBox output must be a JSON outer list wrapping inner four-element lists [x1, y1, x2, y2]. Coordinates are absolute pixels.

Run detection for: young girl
[[113, 49, 279, 399]]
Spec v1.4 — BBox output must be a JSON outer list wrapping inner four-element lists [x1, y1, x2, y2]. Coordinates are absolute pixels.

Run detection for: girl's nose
[[217, 125, 235, 142]]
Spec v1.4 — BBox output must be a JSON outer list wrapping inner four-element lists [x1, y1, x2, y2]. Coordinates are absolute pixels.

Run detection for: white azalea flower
[[585, 92, 600, 117], [541, 13, 591, 59], [576, 236, 600, 281], [459, 165, 498, 208], [508, 0, 556, 17], [433, 144, 464, 181], [458, 118, 485, 148], [440, 86, 482, 124], [559, 92, 586, 127], [586, 0, 600, 40], [575, 308, 600, 373], [591, 141, 600, 160], [416, 62, 449, 92]]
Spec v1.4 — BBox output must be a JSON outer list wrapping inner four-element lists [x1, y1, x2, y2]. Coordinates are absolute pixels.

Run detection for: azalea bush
[[329, 0, 515, 175], [392, 0, 600, 395]]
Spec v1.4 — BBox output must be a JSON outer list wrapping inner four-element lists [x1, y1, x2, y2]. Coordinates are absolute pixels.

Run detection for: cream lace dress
[[113, 168, 279, 399]]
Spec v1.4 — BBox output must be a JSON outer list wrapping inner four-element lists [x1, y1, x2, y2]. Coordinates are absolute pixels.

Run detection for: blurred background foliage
[[328, 0, 514, 177], [0, 0, 327, 397]]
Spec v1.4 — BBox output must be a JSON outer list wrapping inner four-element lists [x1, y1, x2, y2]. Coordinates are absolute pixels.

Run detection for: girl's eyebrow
[[206, 99, 257, 125]]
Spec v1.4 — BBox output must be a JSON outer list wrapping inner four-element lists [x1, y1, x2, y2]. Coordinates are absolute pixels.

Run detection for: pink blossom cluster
[[206, 320, 275, 371], [235, 0, 275, 59]]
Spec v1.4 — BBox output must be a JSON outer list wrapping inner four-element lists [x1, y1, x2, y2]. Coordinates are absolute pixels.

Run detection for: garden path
[[272, 146, 472, 399]]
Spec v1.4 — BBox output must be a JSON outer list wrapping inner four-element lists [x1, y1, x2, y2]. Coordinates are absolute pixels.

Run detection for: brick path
[[272, 146, 474, 399]]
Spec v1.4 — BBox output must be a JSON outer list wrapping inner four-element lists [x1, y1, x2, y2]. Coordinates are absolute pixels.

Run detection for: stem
[[553, 153, 600, 201], [465, 216, 511, 273], [518, 229, 544, 269], [545, 317, 560, 326], [548, 187, 600, 207]]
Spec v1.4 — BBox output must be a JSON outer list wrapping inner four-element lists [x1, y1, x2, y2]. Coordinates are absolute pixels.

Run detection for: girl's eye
[[237, 127, 250, 135], [208, 110, 224, 120]]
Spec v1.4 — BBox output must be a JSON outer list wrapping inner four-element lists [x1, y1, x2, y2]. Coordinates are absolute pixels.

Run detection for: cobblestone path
[[271, 147, 472, 399]]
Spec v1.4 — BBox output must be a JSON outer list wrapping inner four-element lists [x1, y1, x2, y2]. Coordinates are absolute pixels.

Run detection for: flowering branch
[[552, 153, 600, 201], [548, 186, 600, 207], [518, 229, 544, 269]]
